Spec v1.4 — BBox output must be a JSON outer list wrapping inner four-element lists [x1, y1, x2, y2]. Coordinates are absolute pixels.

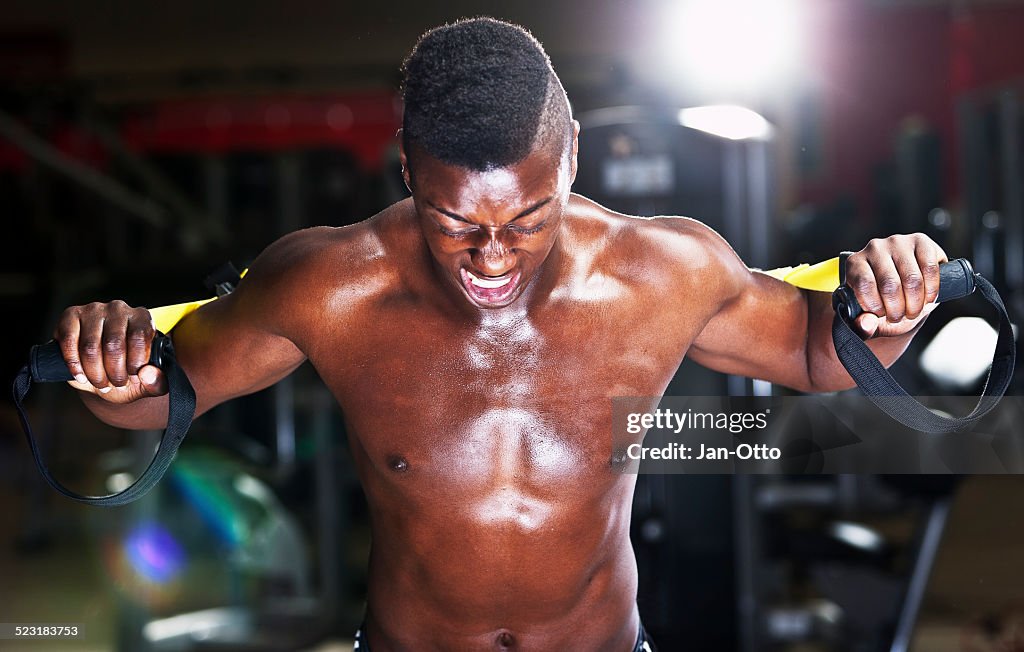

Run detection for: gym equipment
[[12, 265, 244, 506], [831, 255, 1014, 433], [767, 253, 1015, 433]]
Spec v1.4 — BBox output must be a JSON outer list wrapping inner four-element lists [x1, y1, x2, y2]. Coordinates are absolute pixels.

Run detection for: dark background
[[1, 1, 1023, 650]]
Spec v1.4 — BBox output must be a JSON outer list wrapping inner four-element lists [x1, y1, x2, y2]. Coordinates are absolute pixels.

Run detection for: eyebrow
[[512, 196, 553, 222], [428, 196, 554, 224]]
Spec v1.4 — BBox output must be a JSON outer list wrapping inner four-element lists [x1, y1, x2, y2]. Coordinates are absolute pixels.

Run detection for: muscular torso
[[257, 197, 720, 651]]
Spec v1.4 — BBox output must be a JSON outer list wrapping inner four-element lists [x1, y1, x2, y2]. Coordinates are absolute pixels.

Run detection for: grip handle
[[832, 257, 976, 323], [29, 334, 171, 383], [935, 258, 975, 303]]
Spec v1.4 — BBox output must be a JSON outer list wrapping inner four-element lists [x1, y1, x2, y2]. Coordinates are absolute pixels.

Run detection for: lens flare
[[124, 522, 186, 583]]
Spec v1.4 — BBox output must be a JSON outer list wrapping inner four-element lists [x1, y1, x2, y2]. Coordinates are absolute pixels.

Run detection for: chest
[[307, 298, 697, 481], [335, 297, 688, 404]]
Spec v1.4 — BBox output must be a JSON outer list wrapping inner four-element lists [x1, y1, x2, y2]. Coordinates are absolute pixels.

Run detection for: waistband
[[353, 621, 657, 651]]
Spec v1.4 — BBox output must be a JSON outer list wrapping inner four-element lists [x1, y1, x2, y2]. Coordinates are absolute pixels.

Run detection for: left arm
[[685, 228, 946, 393]]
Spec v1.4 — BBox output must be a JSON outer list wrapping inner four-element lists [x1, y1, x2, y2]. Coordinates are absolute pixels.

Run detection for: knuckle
[[879, 277, 902, 299], [81, 339, 102, 362], [135, 311, 156, 336], [127, 328, 149, 346], [60, 305, 82, 320], [55, 327, 73, 345], [903, 273, 924, 293], [102, 337, 125, 358], [853, 279, 883, 311], [854, 277, 876, 297]]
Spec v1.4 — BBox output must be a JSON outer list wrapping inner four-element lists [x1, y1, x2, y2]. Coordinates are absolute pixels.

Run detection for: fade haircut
[[400, 17, 572, 173]]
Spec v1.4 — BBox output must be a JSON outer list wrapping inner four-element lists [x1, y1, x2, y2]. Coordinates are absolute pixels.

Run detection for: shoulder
[[233, 202, 416, 329], [562, 195, 748, 299]]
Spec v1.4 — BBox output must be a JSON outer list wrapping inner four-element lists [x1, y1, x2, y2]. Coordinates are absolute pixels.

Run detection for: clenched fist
[[54, 300, 168, 403], [843, 233, 948, 338]]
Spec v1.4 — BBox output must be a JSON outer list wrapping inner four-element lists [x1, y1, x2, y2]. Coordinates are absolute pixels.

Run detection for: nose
[[471, 228, 515, 276]]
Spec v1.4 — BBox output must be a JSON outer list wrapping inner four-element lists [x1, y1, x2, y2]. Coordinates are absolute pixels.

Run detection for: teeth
[[466, 270, 512, 289]]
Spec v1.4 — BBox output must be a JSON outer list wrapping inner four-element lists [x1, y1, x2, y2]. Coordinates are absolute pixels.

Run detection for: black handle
[[14, 330, 196, 506], [30, 334, 171, 383], [832, 257, 976, 324], [935, 258, 976, 303]]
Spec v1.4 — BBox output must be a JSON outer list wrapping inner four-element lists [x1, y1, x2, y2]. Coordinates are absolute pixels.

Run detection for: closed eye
[[507, 220, 547, 235], [437, 223, 478, 237]]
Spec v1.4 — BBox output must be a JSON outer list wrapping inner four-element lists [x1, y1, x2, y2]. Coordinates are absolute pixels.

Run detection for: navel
[[496, 630, 516, 648]]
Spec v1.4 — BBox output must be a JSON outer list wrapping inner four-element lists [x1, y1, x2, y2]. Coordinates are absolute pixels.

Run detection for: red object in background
[[120, 92, 402, 171], [797, 4, 953, 216], [797, 3, 1024, 220], [950, 11, 976, 95], [0, 91, 402, 174]]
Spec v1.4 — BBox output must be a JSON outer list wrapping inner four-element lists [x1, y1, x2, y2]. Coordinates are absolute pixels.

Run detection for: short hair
[[400, 17, 572, 172]]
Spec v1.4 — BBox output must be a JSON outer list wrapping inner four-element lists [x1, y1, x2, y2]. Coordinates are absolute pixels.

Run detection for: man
[[54, 18, 945, 652]]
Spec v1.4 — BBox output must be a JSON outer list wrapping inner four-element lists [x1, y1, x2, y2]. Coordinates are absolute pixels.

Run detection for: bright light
[[664, 0, 804, 93], [106, 472, 135, 493], [143, 608, 251, 643], [829, 521, 884, 553], [678, 105, 772, 140], [919, 317, 998, 390]]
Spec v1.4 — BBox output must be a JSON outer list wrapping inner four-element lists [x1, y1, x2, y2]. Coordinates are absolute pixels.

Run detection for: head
[[399, 17, 580, 310]]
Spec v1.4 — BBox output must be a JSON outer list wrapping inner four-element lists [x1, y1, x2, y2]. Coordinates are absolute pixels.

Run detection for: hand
[[845, 233, 948, 339], [54, 300, 168, 403]]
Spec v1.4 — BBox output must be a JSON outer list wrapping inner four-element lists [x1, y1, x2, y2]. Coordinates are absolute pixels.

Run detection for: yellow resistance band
[[762, 256, 840, 293], [149, 269, 247, 333], [149, 260, 839, 333]]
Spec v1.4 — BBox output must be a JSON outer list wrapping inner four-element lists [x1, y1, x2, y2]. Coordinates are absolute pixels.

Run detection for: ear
[[568, 119, 581, 185], [397, 130, 413, 194]]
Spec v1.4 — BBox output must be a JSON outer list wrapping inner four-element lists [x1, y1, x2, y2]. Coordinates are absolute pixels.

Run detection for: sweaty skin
[[57, 122, 945, 651]]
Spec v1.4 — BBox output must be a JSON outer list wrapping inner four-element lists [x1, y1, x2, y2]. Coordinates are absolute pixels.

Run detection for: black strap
[[11, 334, 196, 506], [832, 274, 1015, 433]]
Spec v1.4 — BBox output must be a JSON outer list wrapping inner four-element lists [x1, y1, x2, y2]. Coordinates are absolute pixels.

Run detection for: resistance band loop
[[13, 335, 195, 506], [828, 256, 1014, 434], [12, 266, 244, 506]]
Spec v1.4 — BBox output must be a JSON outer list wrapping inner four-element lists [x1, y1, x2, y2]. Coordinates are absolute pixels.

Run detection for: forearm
[[803, 290, 923, 392], [77, 390, 170, 430]]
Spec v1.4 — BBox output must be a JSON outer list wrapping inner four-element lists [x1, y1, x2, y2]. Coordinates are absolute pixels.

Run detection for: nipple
[[387, 455, 409, 472]]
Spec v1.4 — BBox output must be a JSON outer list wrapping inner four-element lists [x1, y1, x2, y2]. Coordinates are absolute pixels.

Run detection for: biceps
[[169, 296, 306, 417], [688, 274, 811, 388]]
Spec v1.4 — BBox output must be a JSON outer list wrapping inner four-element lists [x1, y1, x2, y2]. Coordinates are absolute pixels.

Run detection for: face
[[401, 122, 580, 310]]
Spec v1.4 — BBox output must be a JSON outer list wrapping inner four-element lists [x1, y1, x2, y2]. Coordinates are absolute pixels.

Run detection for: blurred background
[[1, 0, 1023, 650]]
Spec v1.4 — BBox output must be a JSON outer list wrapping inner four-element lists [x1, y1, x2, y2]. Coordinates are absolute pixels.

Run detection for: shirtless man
[[53, 18, 947, 652]]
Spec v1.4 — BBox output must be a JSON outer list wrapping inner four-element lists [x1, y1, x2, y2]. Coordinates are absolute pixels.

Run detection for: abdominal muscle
[[359, 463, 640, 651]]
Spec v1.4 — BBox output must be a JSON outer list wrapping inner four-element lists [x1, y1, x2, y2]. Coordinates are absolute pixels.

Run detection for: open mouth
[[459, 268, 521, 305]]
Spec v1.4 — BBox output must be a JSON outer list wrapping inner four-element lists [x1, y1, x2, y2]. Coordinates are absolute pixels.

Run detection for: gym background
[[1, 1, 1022, 650]]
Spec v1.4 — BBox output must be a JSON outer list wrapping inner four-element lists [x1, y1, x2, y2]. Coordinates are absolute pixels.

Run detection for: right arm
[[57, 230, 318, 430]]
